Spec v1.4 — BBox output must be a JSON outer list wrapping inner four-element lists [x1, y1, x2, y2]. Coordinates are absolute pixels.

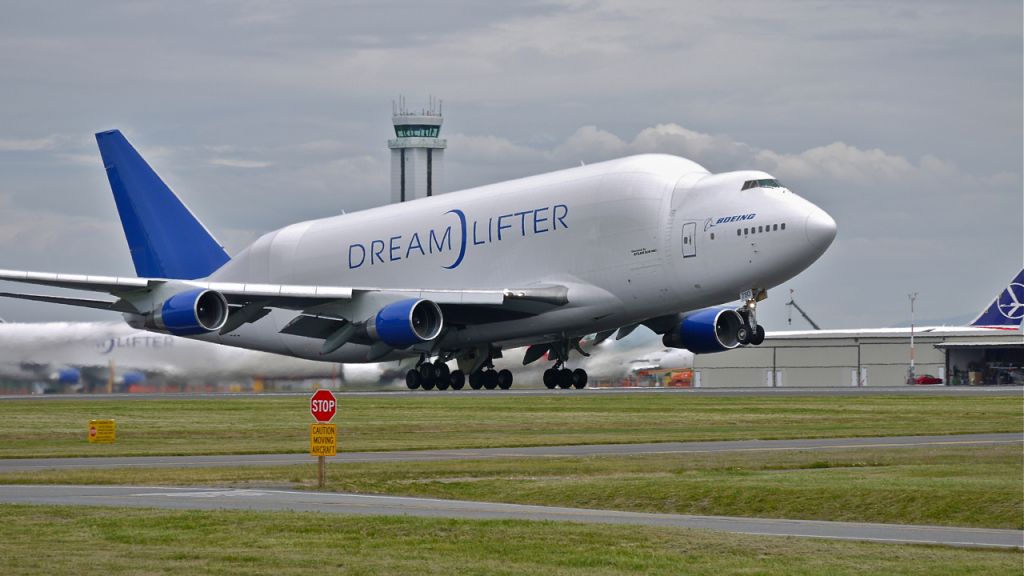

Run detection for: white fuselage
[[189, 154, 834, 362]]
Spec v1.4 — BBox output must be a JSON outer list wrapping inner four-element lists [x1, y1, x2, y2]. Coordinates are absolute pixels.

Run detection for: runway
[[0, 484, 1019, 549], [1, 385, 1020, 401], [0, 433, 1018, 473]]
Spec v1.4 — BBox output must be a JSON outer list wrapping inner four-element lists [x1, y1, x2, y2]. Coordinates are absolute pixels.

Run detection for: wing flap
[[0, 292, 139, 313]]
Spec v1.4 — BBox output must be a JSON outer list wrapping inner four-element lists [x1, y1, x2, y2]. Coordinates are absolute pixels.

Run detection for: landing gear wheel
[[749, 325, 766, 346], [405, 369, 421, 390], [543, 368, 558, 389], [736, 325, 750, 345], [557, 368, 573, 389], [418, 363, 436, 380], [469, 371, 484, 390], [421, 376, 436, 390], [450, 370, 466, 390], [483, 370, 499, 390], [572, 369, 588, 389], [433, 361, 451, 390], [497, 369, 513, 390]]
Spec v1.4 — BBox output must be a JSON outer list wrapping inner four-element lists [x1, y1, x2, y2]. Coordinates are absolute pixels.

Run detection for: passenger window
[[773, 224, 778, 231], [710, 233, 715, 240], [758, 226, 763, 233], [781, 223, 786, 230], [736, 229, 741, 236]]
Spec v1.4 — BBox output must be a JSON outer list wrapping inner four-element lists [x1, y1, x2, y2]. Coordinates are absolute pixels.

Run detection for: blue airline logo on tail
[[970, 269, 1024, 327], [347, 204, 569, 270]]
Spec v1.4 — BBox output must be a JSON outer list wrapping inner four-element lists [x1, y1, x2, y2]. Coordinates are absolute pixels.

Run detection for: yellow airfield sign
[[310, 423, 337, 457], [88, 419, 116, 443]]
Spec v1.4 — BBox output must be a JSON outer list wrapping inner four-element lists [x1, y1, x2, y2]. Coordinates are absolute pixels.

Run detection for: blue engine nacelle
[[50, 367, 81, 385], [367, 299, 443, 348], [151, 288, 229, 336], [662, 308, 744, 354]]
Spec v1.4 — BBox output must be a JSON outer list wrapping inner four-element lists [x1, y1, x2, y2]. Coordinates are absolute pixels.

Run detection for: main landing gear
[[542, 364, 588, 390], [405, 356, 512, 391], [540, 339, 588, 390]]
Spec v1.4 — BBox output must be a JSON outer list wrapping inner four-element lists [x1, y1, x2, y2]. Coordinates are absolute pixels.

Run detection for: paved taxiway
[[0, 484, 1019, 549], [1, 385, 1019, 401], [1, 433, 1018, 473]]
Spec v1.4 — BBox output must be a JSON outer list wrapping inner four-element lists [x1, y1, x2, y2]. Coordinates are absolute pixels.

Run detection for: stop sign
[[310, 389, 337, 423]]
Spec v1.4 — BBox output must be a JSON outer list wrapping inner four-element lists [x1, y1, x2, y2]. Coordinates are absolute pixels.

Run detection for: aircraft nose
[[803, 205, 837, 252]]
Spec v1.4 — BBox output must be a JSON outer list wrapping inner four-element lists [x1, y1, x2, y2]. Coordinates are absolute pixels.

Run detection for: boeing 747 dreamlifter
[[0, 130, 836, 390]]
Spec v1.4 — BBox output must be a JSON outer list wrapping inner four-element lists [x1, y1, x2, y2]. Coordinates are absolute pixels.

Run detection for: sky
[[0, 0, 1020, 332]]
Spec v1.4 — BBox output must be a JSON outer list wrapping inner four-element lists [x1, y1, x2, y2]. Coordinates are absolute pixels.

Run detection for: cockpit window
[[741, 179, 783, 191]]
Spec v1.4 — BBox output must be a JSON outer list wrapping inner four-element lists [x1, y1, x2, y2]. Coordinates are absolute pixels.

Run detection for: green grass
[[0, 505, 1017, 576], [3, 445, 1019, 529], [0, 394, 1020, 458]]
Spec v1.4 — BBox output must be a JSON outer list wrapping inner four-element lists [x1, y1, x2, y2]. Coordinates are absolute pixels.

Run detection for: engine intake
[[152, 288, 229, 336], [662, 308, 744, 354], [367, 299, 443, 348]]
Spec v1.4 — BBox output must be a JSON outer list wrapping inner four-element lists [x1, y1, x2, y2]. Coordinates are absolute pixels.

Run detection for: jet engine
[[130, 288, 229, 336], [367, 299, 443, 348], [662, 308, 744, 354]]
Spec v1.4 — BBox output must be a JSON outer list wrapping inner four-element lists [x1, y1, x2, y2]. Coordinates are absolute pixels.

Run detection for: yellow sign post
[[310, 423, 337, 488], [88, 419, 116, 443]]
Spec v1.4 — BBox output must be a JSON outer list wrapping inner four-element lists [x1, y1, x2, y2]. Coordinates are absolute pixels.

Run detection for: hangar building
[[692, 327, 1023, 387]]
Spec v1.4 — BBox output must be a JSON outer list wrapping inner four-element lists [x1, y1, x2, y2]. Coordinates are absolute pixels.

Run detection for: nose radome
[[804, 205, 837, 252]]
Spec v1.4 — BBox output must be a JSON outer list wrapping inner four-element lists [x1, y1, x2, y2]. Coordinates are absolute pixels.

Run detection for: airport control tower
[[389, 96, 446, 203]]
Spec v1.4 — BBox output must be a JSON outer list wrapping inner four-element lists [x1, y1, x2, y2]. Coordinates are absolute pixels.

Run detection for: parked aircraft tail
[[96, 130, 230, 280], [969, 268, 1024, 328]]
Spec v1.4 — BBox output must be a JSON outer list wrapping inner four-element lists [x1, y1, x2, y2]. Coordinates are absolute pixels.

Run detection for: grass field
[[2, 445, 1019, 529], [0, 394, 1020, 458], [0, 505, 1018, 576]]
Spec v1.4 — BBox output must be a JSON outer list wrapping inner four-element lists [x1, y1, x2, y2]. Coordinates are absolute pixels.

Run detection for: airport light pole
[[907, 292, 918, 384]]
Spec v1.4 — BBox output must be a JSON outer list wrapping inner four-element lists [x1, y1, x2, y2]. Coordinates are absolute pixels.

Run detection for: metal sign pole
[[318, 455, 326, 488]]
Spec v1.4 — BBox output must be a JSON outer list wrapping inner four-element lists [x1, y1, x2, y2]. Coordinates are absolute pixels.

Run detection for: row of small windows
[[741, 178, 783, 191], [737, 223, 785, 236], [395, 125, 440, 138], [706, 222, 786, 241]]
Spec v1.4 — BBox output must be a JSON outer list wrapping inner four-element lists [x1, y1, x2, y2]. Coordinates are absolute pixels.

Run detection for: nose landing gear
[[737, 289, 767, 346]]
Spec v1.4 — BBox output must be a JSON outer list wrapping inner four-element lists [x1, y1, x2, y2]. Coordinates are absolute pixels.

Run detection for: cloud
[[0, 136, 61, 152], [209, 158, 273, 169]]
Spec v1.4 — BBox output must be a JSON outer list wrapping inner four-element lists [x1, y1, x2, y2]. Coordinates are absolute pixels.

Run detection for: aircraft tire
[[434, 361, 451, 382], [469, 371, 484, 390], [543, 368, 558, 389], [418, 363, 436, 380], [572, 369, 588, 389], [435, 376, 450, 391], [483, 370, 499, 390], [750, 325, 766, 346], [736, 325, 750, 345], [405, 369, 421, 390], [497, 369, 513, 390], [450, 370, 466, 390], [557, 368, 573, 389], [421, 376, 436, 391]]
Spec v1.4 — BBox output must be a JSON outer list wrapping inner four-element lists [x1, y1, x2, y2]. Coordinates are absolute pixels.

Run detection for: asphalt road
[[0, 484, 1019, 549], [1, 433, 1018, 473], [1, 385, 1020, 401]]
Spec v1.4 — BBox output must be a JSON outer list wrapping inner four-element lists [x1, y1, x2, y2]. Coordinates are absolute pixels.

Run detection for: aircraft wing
[[0, 267, 569, 327]]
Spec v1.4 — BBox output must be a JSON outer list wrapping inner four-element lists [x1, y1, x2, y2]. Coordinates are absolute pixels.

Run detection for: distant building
[[389, 96, 446, 203], [690, 327, 1023, 387]]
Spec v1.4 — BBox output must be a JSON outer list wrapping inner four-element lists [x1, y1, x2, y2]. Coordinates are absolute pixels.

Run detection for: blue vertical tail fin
[[969, 269, 1024, 328], [96, 130, 230, 280]]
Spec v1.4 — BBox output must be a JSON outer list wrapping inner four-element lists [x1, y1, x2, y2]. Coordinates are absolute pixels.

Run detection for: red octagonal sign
[[310, 389, 337, 423]]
